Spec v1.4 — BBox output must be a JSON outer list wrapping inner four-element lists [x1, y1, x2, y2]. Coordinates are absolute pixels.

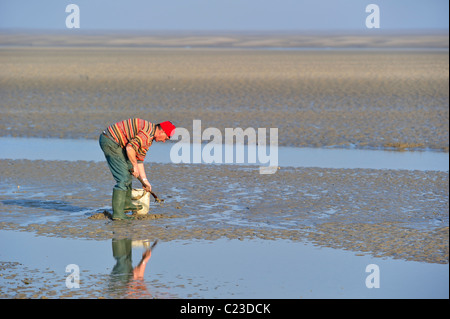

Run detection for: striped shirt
[[106, 118, 155, 162]]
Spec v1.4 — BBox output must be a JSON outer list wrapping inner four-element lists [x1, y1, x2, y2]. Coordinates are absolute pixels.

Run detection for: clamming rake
[[129, 168, 165, 204], [132, 189, 165, 204], [143, 239, 159, 251]]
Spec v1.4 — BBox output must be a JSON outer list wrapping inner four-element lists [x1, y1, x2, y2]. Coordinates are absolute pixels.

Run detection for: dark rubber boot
[[124, 188, 143, 212], [112, 188, 133, 220]]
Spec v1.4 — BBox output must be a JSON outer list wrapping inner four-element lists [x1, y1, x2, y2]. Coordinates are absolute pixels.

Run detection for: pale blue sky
[[0, 0, 448, 31]]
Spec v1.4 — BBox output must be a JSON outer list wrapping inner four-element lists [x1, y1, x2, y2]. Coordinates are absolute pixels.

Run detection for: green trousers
[[99, 133, 132, 191]]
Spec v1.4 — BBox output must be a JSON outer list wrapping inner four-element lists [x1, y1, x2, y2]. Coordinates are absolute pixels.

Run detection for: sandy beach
[[0, 159, 448, 264], [0, 34, 448, 298], [0, 45, 448, 151]]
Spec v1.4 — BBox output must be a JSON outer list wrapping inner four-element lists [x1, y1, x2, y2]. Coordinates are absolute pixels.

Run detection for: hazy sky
[[0, 0, 448, 31]]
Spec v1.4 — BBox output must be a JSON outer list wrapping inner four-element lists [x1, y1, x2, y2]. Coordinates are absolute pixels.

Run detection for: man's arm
[[126, 144, 151, 192], [137, 163, 151, 192], [125, 145, 139, 178], [132, 249, 151, 280]]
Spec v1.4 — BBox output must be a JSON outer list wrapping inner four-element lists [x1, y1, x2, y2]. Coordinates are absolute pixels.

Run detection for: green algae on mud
[[87, 210, 168, 221]]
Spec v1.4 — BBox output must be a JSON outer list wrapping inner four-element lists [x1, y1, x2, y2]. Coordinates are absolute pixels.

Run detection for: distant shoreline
[[0, 29, 448, 49]]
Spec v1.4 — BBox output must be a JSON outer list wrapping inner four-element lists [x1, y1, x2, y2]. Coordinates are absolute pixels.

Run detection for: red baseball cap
[[159, 121, 176, 138]]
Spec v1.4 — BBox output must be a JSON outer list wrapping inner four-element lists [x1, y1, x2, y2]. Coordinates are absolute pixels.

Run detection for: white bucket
[[131, 239, 151, 248], [131, 188, 150, 215]]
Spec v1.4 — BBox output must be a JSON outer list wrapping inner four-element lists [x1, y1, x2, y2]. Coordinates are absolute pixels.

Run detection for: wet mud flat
[[0, 159, 448, 265], [1, 43, 448, 299], [1, 231, 447, 299], [0, 47, 448, 151]]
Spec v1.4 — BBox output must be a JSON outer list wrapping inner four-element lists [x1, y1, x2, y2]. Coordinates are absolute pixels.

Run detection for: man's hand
[[142, 180, 152, 192]]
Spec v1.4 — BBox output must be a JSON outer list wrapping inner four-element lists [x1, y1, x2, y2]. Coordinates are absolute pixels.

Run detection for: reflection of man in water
[[109, 238, 153, 298]]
